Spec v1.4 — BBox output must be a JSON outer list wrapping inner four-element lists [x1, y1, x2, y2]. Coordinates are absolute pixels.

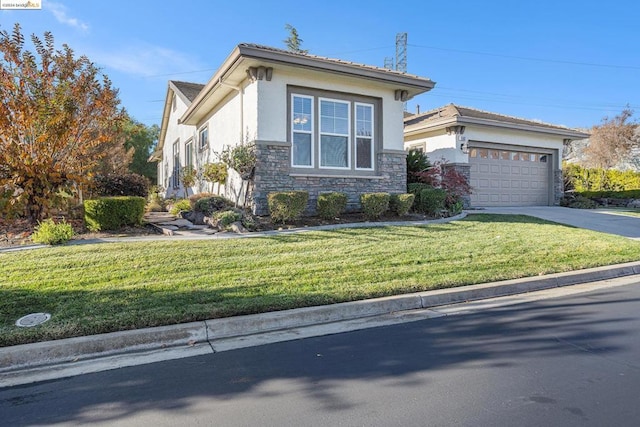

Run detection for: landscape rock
[[230, 221, 248, 234], [628, 199, 640, 208]]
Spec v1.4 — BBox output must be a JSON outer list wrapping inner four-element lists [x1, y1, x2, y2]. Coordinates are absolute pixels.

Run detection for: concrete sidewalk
[[478, 206, 640, 239], [2, 260, 640, 388]]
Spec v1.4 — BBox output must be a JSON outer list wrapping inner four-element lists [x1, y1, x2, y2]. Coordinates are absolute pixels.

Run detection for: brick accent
[[252, 144, 407, 215]]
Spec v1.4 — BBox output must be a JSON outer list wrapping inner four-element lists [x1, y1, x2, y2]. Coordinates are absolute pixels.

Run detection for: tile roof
[[405, 103, 584, 133], [170, 80, 205, 103], [238, 43, 432, 82]]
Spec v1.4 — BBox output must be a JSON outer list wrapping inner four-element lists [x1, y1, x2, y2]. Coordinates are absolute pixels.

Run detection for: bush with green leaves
[[360, 192, 390, 220], [169, 199, 191, 215], [267, 191, 308, 223], [31, 218, 74, 245], [416, 188, 447, 216], [93, 173, 150, 198], [194, 196, 234, 216], [390, 193, 415, 216], [578, 189, 640, 200], [213, 209, 242, 230], [560, 195, 598, 209], [406, 149, 431, 184], [316, 192, 347, 219], [83, 196, 145, 231]]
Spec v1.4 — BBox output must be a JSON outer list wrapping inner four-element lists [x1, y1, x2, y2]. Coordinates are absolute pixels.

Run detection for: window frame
[[184, 138, 193, 169], [319, 97, 351, 170], [291, 94, 315, 168], [199, 126, 209, 150], [172, 139, 180, 189], [288, 87, 381, 174], [354, 102, 375, 171]]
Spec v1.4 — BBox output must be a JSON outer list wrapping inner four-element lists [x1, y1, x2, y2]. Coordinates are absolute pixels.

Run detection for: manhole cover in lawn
[[15, 313, 51, 328]]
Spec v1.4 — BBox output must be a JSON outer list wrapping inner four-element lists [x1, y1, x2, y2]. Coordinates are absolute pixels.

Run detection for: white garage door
[[469, 146, 551, 206]]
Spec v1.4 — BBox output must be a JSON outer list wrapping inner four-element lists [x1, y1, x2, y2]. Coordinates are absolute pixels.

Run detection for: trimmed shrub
[[578, 189, 640, 200], [267, 191, 308, 223], [146, 201, 164, 212], [188, 192, 214, 209], [31, 218, 74, 245], [84, 196, 145, 231], [317, 192, 347, 219], [560, 195, 598, 209], [169, 199, 191, 215], [390, 193, 415, 216], [194, 196, 234, 216], [417, 188, 447, 216], [360, 192, 390, 220], [213, 209, 242, 230], [93, 173, 150, 198]]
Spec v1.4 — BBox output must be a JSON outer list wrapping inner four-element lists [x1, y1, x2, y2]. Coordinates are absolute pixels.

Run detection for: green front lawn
[[2, 214, 640, 347]]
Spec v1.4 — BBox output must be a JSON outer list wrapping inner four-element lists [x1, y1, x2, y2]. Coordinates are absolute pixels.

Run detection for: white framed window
[[199, 126, 208, 150], [185, 139, 193, 169], [291, 94, 314, 167], [319, 98, 350, 169], [355, 103, 374, 170], [172, 140, 180, 189]]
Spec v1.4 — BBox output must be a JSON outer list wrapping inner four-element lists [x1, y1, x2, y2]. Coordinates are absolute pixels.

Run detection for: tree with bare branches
[[584, 107, 639, 169], [0, 24, 126, 222]]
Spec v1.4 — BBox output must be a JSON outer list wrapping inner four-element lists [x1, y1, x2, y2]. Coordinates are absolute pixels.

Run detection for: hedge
[[267, 191, 309, 223], [317, 192, 347, 219], [93, 173, 150, 198], [360, 192, 390, 219], [577, 189, 640, 199], [416, 188, 447, 216], [84, 196, 146, 231], [390, 193, 415, 216]]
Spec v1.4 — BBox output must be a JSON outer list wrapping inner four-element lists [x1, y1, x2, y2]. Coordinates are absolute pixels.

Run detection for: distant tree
[[123, 119, 159, 181], [0, 24, 126, 222], [284, 24, 308, 54], [584, 107, 639, 169]]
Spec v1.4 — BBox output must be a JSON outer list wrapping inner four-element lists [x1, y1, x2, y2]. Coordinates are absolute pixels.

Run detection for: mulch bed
[[1, 211, 437, 248]]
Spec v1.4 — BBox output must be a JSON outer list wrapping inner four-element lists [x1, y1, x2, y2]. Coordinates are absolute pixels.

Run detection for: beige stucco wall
[[161, 92, 195, 197]]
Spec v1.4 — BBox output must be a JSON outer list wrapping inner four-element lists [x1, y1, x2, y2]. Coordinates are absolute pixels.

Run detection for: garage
[[468, 145, 551, 206], [403, 104, 589, 207]]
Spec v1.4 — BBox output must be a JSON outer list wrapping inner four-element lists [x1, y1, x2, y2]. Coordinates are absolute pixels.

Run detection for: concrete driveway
[[475, 206, 640, 239]]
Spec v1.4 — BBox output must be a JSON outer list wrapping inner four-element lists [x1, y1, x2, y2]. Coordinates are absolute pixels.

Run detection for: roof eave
[[149, 85, 175, 162]]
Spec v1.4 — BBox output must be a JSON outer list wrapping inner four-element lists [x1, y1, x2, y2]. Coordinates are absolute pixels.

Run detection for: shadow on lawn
[[1, 285, 639, 424]]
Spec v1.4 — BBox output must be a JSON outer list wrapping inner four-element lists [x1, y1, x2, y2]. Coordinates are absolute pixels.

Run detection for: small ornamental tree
[[218, 141, 257, 207], [416, 161, 472, 211], [203, 162, 228, 195], [0, 24, 126, 222], [180, 166, 197, 197], [406, 149, 431, 184]]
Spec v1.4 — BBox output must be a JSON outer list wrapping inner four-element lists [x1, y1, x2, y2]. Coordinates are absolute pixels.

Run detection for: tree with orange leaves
[[0, 24, 127, 222]]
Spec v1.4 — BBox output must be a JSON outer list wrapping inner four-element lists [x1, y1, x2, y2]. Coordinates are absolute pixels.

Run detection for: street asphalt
[[1, 206, 640, 387]]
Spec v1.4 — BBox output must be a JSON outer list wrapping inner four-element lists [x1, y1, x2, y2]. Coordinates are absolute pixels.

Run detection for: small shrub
[[93, 173, 150, 198], [578, 189, 640, 199], [317, 192, 347, 219], [360, 192, 390, 219], [31, 218, 74, 245], [169, 199, 191, 216], [560, 195, 598, 209], [406, 149, 431, 184], [417, 188, 447, 216], [213, 209, 242, 230], [194, 196, 234, 215], [189, 192, 214, 209], [146, 201, 164, 212], [84, 196, 146, 231], [268, 191, 309, 223], [390, 193, 415, 216]]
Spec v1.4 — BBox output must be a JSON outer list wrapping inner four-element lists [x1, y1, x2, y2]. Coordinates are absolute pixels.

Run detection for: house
[[150, 44, 435, 214], [404, 104, 589, 207]]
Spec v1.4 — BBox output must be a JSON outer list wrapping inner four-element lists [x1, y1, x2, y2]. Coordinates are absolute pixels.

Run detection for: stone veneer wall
[[553, 169, 564, 205], [252, 143, 407, 215]]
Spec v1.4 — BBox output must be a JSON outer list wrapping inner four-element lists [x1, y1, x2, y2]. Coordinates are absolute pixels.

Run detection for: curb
[[2, 260, 640, 377]]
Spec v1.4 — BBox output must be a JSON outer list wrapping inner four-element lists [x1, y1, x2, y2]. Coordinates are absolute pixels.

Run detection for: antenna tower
[[395, 32, 407, 74], [383, 57, 394, 70]]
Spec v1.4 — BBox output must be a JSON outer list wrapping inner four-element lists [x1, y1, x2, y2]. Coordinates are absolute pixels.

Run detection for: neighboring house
[[150, 44, 435, 214], [404, 104, 589, 207]]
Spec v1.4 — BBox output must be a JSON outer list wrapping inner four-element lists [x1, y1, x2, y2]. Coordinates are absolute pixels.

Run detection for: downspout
[[219, 78, 244, 143]]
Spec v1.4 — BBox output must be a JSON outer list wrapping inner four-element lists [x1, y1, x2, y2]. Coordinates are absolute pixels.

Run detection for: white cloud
[[47, 2, 89, 31], [91, 43, 209, 78]]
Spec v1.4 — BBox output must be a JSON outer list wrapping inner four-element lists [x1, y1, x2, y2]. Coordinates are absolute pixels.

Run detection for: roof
[[404, 103, 589, 139], [170, 80, 205, 103], [181, 43, 436, 125]]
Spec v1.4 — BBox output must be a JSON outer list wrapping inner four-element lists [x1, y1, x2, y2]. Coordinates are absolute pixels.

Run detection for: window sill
[[290, 173, 384, 180]]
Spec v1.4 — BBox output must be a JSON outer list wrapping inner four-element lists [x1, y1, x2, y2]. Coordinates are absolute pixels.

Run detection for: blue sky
[[1, 0, 638, 129]]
